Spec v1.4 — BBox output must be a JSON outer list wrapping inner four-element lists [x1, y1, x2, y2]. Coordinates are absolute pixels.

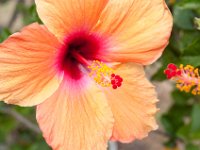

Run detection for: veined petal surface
[[104, 63, 158, 142], [35, 0, 109, 40], [36, 79, 114, 150], [0, 23, 62, 106], [93, 0, 172, 65], [35, 0, 172, 64]]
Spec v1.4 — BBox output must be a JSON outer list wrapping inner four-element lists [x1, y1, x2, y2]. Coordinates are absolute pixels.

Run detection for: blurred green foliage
[[0, 103, 50, 150], [0, 0, 200, 150], [17, 3, 42, 25], [0, 28, 11, 43], [154, 0, 200, 149]]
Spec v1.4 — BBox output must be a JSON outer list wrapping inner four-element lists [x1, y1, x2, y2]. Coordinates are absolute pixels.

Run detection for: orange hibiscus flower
[[0, 0, 172, 149]]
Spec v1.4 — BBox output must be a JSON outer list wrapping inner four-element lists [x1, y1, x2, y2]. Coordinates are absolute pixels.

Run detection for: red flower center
[[57, 30, 104, 80], [56, 30, 123, 89]]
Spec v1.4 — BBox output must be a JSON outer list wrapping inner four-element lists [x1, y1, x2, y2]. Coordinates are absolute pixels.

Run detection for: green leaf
[[177, 0, 200, 10], [0, 28, 11, 42], [177, 31, 200, 56], [164, 139, 177, 148], [0, 0, 8, 4], [180, 56, 200, 67], [177, 124, 191, 140], [161, 115, 176, 135], [190, 132, 200, 140], [183, 39, 200, 56], [186, 143, 200, 150], [172, 89, 192, 105], [0, 113, 18, 142], [176, 104, 200, 140], [161, 104, 188, 136], [17, 4, 42, 25], [28, 141, 50, 150], [191, 104, 200, 132], [173, 6, 196, 30]]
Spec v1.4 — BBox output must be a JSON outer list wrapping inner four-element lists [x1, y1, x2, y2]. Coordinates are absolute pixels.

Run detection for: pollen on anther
[[88, 60, 123, 89], [165, 63, 200, 95]]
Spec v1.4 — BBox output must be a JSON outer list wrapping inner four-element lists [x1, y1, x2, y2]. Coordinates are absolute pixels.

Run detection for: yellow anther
[[88, 60, 113, 87], [167, 64, 200, 95], [180, 64, 184, 69], [88, 60, 124, 89]]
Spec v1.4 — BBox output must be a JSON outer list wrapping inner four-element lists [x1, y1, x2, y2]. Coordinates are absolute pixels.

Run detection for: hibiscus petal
[[36, 79, 114, 150], [104, 63, 158, 142], [0, 23, 62, 106], [35, 0, 109, 40], [94, 0, 172, 65]]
